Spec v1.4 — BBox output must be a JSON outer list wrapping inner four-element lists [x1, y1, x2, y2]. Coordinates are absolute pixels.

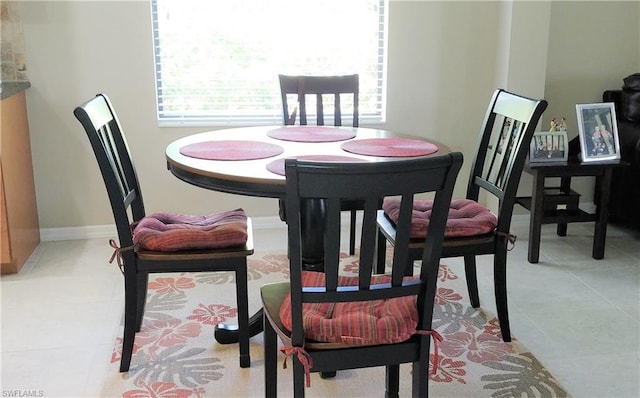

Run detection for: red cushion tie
[[496, 231, 517, 251], [414, 329, 443, 375], [280, 345, 314, 387], [108, 239, 134, 274]]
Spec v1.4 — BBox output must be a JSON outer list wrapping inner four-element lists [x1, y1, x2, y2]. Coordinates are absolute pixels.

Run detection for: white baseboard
[[39, 224, 117, 241], [39, 216, 286, 242]]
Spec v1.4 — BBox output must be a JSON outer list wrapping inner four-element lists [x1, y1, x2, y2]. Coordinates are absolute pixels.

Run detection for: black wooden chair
[[262, 153, 463, 397], [74, 93, 254, 372], [278, 74, 363, 255], [377, 89, 547, 342]]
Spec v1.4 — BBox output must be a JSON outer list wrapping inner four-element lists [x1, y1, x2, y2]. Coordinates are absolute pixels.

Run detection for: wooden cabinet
[[1, 88, 40, 274]]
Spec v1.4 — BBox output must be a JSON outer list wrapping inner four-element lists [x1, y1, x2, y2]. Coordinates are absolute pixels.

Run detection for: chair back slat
[[467, 89, 548, 230], [284, 154, 462, 346], [98, 124, 131, 204], [357, 197, 380, 286], [279, 74, 359, 127], [74, 94, 145, 247], [323, 197, 342, 291]]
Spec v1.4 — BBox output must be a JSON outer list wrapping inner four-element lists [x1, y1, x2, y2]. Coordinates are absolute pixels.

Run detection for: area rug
[[102, 251, 570, 397]]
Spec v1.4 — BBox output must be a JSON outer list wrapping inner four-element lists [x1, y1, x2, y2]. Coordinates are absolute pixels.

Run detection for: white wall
[[542, 1, 640, 202], [544, 1, 640, 128], [18, 1, 639, 231]]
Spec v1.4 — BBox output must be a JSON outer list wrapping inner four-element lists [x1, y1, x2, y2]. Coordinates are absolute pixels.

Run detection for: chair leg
[[278, 199, 287, 222], [349, 209, 357, 255], [411, 357, 429, 397], [235, 263, 251, 368], [464, 255, 480, 308], [264, 316, 278, 398], [411, 334, 433, 397], [292, 354, 307, 398], [385, 364, 400, 398], [135, 272, 148, 331], [120, 270, 139, 372], [494, 248, 511, 342]]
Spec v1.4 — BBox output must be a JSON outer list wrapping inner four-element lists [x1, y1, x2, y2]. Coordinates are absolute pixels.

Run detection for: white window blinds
[[151, 0, 387, 126]]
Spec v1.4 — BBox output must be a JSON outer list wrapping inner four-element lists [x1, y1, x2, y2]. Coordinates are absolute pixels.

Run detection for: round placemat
[[179, 140, 284, 161], [340, 138, 438, 157], [266, 155, 366, 176], [267, 126, 356, 142]]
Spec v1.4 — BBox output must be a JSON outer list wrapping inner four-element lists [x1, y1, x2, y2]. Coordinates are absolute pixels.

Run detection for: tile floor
[[1, 215, 639, 397]]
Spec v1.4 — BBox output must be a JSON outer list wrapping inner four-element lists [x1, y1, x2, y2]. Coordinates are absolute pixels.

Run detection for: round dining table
[[166, 125, 450, 197], [165, 125, 451, 343]]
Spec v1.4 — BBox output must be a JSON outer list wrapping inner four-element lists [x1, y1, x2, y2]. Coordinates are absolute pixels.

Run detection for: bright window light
[[151, 0, 388, 126]]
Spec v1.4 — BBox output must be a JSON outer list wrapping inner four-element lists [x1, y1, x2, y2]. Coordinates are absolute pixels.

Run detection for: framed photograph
[[576, 103, 620, 162], [530, 131, 568, 162]]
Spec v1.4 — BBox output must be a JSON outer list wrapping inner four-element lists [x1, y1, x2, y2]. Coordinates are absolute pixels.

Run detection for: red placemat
[[340, 138, 438, 157], [179, 140, 284, 161], [266, 155, 366, 176], [267, 126, 356, 142]]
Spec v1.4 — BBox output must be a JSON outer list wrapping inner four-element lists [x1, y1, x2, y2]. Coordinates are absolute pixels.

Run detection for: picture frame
[[576, 102, 620, 162], [529, 131, 568, 163]]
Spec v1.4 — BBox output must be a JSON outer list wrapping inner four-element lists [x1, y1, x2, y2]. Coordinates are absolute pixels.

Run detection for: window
[[151, 0, 388, 126]]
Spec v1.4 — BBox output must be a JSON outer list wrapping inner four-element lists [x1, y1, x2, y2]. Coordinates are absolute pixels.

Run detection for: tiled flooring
[[1, 215, 639, 397]]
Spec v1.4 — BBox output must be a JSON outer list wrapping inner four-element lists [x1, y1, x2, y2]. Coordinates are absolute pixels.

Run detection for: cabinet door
[[1, 162, 13, 266], [0, 91, 40, 274]]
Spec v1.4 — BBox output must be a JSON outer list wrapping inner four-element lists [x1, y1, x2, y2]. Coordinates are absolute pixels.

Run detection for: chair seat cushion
[[382, 198, 497, 239], [279, 271, 419, 345], [132, 208, 248, 251]]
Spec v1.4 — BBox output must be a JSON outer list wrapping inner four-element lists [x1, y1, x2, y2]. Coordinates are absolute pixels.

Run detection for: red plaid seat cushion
[[383, 198, 497, 239], [279, 271, 419, 345], [132, 208, 248, 251]]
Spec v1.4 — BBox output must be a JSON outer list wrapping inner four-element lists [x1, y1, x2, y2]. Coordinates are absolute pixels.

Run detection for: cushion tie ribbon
[[108, 239, 134, 274], [496, 231, 517, 251], [414, 329, 443, 375], [280, 345, 314, 387]]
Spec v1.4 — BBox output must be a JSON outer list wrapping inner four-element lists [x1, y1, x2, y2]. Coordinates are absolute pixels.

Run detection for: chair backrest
[[279, 74, 359, 127], [284, 153, 463, 347], [467, 89, 547, 233], [73, 93, 144, 248]]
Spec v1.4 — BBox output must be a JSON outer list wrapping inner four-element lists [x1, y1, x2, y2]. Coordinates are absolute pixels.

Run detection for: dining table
[[165, 125, 452, 344]]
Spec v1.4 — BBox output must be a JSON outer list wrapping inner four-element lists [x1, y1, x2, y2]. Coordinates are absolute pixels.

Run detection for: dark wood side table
[[516, 158, 628, 263]]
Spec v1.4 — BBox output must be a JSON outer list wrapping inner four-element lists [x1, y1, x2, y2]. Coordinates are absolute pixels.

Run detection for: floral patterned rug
[[102, 251, 570, 397]]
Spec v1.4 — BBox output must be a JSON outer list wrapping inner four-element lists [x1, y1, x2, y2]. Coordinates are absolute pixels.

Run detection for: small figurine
[[559, 117, 567, 131], [550, 117, 558, 132]]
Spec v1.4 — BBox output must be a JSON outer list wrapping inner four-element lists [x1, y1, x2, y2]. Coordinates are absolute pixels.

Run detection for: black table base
[[215, 309, 264, 343]]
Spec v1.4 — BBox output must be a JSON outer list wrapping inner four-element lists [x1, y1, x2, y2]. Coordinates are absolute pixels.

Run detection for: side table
[[516, 159, 628, 263]]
